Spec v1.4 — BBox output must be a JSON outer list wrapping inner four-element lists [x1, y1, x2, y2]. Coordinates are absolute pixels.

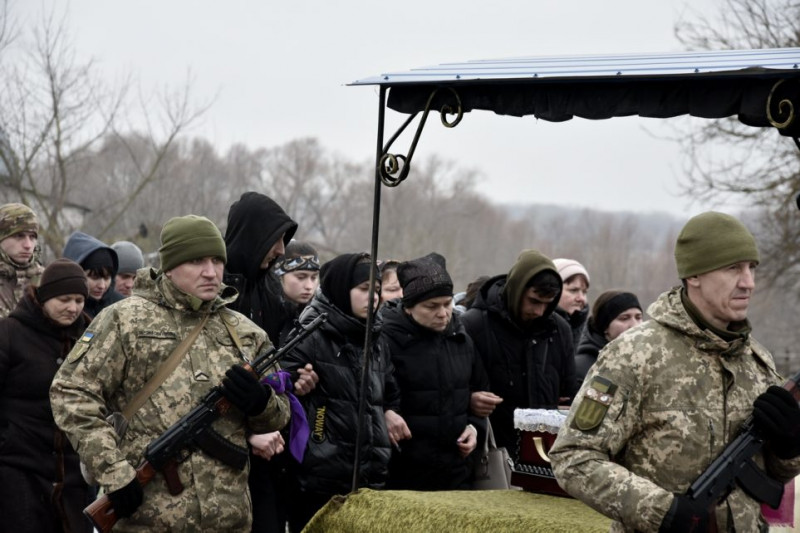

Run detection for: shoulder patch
[[68, 332, 95, 363], [572, 375, 618, 431]]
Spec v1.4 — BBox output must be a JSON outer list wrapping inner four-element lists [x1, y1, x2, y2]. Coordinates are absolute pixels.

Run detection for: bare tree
[[0, 5, 207, 257], [674, 0, 800, 288], [0, 0, 16, 55]]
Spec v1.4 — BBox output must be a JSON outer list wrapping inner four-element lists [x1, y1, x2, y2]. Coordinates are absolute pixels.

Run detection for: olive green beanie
[[675, 211, 760, 279], [158, 215, 227, 272]]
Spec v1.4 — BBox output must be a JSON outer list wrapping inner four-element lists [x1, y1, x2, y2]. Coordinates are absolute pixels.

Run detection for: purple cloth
[[262, 370, 309, 462]]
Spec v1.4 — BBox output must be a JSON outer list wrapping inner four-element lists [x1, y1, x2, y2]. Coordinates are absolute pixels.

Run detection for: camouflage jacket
[[50, 269, 290, 532], [550, 286, 800, 533], [0, 249, 43, 318]]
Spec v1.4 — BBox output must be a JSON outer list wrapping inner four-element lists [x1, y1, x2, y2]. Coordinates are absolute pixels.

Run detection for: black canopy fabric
[[352, 48, 800, 136]]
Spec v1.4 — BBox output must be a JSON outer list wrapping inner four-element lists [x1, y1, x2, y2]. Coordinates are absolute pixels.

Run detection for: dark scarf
[[320, 253, 374, 319]]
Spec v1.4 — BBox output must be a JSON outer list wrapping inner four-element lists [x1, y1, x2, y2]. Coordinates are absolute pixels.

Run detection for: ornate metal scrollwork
[[379, 87, 463, 187], [767, 79, 800, 144]]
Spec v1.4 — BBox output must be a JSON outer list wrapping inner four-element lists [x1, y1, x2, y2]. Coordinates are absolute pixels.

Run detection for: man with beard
[[223, 192, 317, 533], [461, 249, 577, 453], [0, 203, 44, 318], [223, 191, 298, 344]]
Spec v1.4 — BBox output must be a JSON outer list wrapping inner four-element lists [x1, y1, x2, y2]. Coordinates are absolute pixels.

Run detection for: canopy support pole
[[352, 85, 388, 493]]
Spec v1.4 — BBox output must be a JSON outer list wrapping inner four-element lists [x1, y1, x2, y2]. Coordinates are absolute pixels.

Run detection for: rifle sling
[[122, 313, 211, 421], [220, 310, 245, 354], [193, 426, 249, 470]]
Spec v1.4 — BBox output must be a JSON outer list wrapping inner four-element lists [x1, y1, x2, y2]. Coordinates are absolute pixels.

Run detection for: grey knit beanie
[[111, 241, 145, 274]]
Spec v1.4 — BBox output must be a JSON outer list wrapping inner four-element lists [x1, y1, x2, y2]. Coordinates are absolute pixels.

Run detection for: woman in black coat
[[281, 253, 401, 532], [0, 259, 92, 533], [382, 253, 491, 491]]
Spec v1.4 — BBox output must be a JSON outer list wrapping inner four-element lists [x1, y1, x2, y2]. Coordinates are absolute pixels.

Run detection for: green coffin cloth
[[303, 489, 612, 533]]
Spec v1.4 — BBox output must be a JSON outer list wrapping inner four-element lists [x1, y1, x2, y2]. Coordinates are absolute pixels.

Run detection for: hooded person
[[553, 258, 590, 351], [62, 231, 124, 318], [0, 203, 45, 318], [223, 192, 298, 346], [461, 249, 577, 453], [280, 252, 401, 532], [381, 252, 491, 491], [0, 258, 92, 532], [223, 193, 299, 533], [551, 211, 800, 533]]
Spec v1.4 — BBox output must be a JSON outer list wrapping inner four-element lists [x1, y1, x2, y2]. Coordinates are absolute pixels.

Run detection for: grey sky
[[18, 0, 736, 217]]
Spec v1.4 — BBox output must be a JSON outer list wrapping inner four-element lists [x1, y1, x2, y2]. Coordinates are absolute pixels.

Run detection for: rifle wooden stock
[[84, 461, 158, 533], [81, 312, 328, 532]]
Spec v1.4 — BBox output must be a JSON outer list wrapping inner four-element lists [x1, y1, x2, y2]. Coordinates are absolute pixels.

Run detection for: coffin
[[512, 408, 571, 498]]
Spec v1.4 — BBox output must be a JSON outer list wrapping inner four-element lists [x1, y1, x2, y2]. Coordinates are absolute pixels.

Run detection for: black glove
[[221, 364, 272, 416], [658, 494, 710, 533], [107, 477, 144, 519], [753, 385, 800, 459]]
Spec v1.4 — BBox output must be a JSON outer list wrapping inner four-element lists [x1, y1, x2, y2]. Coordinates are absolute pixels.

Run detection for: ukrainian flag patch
[[68, 332, 95, 363]]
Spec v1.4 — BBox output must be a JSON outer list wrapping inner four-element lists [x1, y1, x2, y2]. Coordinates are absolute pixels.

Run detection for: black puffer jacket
[[462, 270, 577, 453], [281, 293, 400, 496], [575, 324, 607, 386], [382, 304, 488, 490], [223, 192, 297, 345], [0, 291, 92, 532]]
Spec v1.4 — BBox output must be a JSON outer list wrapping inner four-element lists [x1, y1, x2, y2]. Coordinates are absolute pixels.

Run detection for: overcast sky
[[17, 0, 742, 218]]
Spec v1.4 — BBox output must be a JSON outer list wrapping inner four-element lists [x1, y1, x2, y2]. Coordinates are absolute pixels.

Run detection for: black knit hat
[[397, 252, 453, 308], [593, 292, 641, 335], [37, 259, 88, 303]]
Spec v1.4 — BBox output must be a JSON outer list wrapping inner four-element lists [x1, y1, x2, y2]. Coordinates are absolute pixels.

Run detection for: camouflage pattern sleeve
[[549, 343, 673, 533], [49, 306, 138, 490]]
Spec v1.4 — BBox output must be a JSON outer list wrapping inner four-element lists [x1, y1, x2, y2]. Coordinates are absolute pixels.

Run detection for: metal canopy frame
[[346, 47, 800, 492]]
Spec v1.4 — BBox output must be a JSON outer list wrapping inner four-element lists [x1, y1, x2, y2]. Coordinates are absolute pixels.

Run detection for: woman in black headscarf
[[281, 253, 401, 532]]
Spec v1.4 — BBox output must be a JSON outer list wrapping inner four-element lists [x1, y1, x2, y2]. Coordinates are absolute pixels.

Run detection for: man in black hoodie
[[461, 249, 577, 454], [224, 192, 319, 533], [224, 191, 298, 344]]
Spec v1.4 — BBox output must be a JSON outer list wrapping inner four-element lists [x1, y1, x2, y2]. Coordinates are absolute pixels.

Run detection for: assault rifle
[[683, 369, 800, 524], [84, 312, 327, 533]]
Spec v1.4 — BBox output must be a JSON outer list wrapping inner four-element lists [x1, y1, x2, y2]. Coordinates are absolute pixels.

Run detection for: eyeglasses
[[274, 255, 320, 276]]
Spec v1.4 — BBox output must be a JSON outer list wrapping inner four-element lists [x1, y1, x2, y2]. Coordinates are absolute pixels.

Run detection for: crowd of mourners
[[1, 192, 799, 533]]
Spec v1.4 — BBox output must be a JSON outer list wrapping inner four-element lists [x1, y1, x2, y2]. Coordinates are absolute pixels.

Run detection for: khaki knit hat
[[675, 211, 760, 278], [0, 203, 38, 242], [158, 215, 226, 272]]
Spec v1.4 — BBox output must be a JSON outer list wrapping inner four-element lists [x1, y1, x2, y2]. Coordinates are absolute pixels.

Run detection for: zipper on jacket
[[708, 419, 715, 464]]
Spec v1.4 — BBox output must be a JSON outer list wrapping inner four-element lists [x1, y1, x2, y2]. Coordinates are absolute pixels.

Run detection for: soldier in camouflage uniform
[[0, 203, 44, 318], [50, 215, 291, 532], [550, 211, 800, 533]]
